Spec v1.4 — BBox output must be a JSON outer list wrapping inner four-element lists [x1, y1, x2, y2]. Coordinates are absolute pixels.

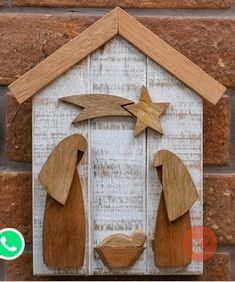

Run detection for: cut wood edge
[[43, 169, 86, 267], [124, 86, 169, 136], [60, 94, 134, 123], [95, 246, 145, 268], [133, 119, 148, 136], [38, 134, 87, 205], [154, 149, 198, 221], [9, 7, 225, 105], [60, 94, 134, 108], [97, 230, 146, 248], [153, 193, 192, 268]]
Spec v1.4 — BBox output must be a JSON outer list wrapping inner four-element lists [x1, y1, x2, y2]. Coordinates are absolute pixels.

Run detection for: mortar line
[[1, 6, 235, 18]]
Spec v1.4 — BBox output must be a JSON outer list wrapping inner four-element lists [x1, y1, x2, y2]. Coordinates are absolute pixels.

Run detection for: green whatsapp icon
[[0, 228, 25, 260]]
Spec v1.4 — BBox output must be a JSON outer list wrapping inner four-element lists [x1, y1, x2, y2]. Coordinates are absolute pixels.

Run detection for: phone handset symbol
[[0, 228, 25, 260], [0, 236, 17, 252]]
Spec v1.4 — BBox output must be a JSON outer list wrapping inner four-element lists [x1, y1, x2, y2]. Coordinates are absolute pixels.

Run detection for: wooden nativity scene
[[9, 8, 225, 276]]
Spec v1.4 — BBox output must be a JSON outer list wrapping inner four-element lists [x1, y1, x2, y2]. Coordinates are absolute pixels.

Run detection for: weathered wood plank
[[146, 58, 203, 274], [33, 59, 90, 275], [33, 36, 203, 275], [89, 36, 147, 275]]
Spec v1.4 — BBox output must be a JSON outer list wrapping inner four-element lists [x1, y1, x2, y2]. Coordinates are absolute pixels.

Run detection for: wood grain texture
[[9, 8, 225, 105], [153, 193, 192, 267], [97, 230, 146, 248], [40, 134, 87, 267], [11, 0, 232, 8], [60, 94, 133, 123], [95, 247, 145, 268], [124, 86, 169, 136], [95, 230, 146, 268], [39, 134, 87, 205], [9, 8, 118, 104], [154, 150, 198, 221], [43, 169, 86, 267], [33, 37, 203, 275], [118, 8, 225, 105]]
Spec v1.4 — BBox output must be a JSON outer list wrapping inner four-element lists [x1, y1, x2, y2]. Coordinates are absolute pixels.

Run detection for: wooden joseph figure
[[153, 150, 198, 267], [38, 134, 87, 267]]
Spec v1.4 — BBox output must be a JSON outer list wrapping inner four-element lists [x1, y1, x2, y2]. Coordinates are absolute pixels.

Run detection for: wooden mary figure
[[153, 150, 198, 267], [38, 134, 87, 267]]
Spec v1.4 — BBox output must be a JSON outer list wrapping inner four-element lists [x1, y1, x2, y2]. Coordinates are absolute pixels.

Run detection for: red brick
[[6, 94, 32, 162], [4, 252, 47, 281], [0, 172, 32, 243], [4, 252, 230, 280], [200, 253, 230, 281], [0, 0, 3, 6], [204, 174, 235, 244], [0, 15, 234, 87], [0, 15, 96, 85], [6, 93, 32, 162], [203, 96, 230, 165], [11, 0, 231, 8]]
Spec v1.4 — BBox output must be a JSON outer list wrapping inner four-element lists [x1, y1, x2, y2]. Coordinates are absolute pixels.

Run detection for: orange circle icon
[[182, 226, 217, 261]]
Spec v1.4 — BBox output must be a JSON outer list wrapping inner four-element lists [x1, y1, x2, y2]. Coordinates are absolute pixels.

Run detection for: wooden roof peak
[[9, 7, 226, 104]]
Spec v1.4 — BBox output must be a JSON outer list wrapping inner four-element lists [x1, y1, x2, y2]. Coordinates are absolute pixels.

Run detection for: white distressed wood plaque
[[33, 36, 203, 275]]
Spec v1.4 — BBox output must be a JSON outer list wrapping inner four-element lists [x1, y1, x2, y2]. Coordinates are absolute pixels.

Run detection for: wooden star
[[124, 86, 169, 136]]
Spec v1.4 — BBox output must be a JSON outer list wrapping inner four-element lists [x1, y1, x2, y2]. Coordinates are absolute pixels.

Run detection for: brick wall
[[0, 0, 234, 280]]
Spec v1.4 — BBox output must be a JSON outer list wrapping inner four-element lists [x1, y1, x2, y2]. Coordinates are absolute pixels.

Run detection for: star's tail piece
[[60, 94, 134, 124]]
